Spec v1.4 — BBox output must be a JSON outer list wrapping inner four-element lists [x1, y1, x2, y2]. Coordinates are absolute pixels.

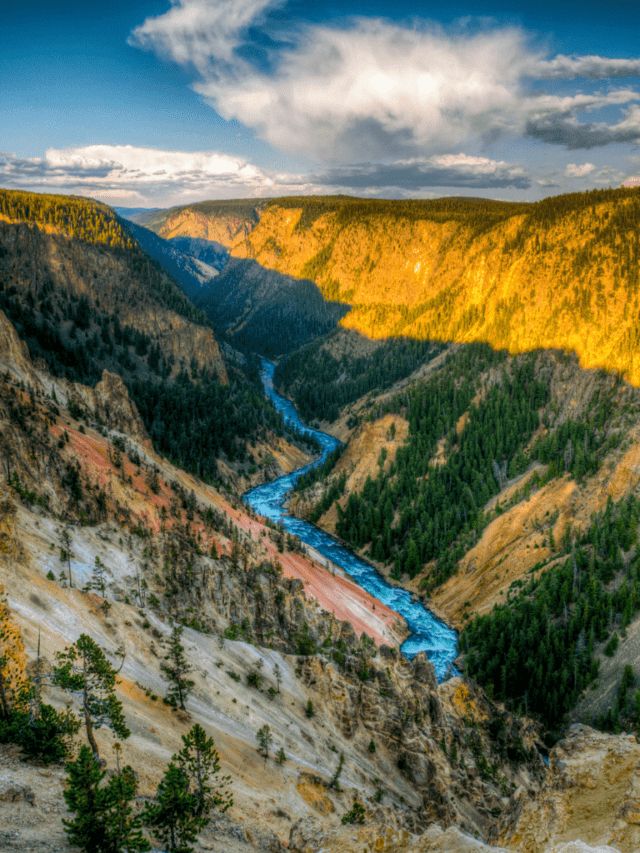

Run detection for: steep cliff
[[144, 190, 640, 386]]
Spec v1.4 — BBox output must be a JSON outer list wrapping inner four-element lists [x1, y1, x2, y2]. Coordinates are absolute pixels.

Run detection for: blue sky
[[2, 0, 640, 204]]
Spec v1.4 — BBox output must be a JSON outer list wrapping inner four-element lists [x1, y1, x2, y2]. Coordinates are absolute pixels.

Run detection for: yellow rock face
[[216, 192, 640, 386]]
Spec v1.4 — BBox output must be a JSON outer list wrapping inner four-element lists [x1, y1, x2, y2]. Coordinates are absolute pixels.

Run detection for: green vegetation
[[278, 335, 442, 422], [269, 194, 532, 233], [256, 724, 273, 762], [0, 189, 286, 476], [0, 189, 136, 250], [342, 801, 366, 825], [63, 745, 150, 853], [325, 343, 624, 593], [161, 624, 194, 711], [335, 346, 548, 586], [462, 495, 640, 732], [53, 634, 129, 760]]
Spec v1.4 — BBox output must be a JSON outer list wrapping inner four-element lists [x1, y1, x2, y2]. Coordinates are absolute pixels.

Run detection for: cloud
[[623, 176, 640, 187], [534, 55, 640, 80], [130, 1, 640, 159], [313, 154, 530, 190], [130, 0, 278, 67], [526, 105, 640, 149], [0, 145, 532, 204], [565, 163, 596, 177], [0, 145, 276, 205]]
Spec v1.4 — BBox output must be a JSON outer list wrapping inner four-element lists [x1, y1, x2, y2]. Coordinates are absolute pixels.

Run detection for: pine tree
[[176, 724, 232, 816], [273, 663, 282, 694], [144, 763, 203, 853], [161, 624, 194, 711], [63, 744, 150, 852], [59, 526, 74, 588], [53, 634, 129, 760], [86, 556, 107, 597], [256, 724, 272, 763]]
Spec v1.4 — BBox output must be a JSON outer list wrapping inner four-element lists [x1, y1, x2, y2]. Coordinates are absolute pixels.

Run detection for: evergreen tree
[[59, 526, 74, 588], [86, 556, 107, 597], [175, 724, 233, 817], [63, 745, 150, 853], [144, 724, 232, 853], [53, 634, 129, 760], [144, 763, 203, 853], [256, 724, 272, 763], [161, 624, 194, 711], [329, 752, 344, 790]]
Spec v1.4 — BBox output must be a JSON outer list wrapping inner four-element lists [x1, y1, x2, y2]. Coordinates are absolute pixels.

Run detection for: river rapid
[[243, 358, 458, 681]]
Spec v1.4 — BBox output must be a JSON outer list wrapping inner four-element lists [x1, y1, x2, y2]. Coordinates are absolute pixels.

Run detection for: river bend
[[243, 358, 458, 681]]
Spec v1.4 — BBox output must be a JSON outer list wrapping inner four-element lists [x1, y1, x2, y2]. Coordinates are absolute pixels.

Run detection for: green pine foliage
[[144, 726, 232, 853], [175, 724, 233, 816], [144, 763, 202, 853], [0, 189, 135, 250], [53, 634, 130, 760], [335, 347, 551, 587], [160, 625, 195, 711], [462, 495, 640, 732], [2, 704, 80, 764], [63, 745, 150, 853], [278, 337, 442, 423]]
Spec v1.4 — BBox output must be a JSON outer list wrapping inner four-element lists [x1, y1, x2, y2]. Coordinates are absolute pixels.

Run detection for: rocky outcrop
[[501, 725, 640, 853], [0, 309, 42, 389], [63, 370, 148, 441], [295, 655, 544, 839]]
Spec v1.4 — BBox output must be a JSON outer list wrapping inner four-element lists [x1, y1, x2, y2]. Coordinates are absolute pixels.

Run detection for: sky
[[1, 0, 640, 206]]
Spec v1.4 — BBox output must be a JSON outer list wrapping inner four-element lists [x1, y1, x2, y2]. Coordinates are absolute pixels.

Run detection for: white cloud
[[0, 145, 276, 205], [565, 162, 596, 178], [130, 1, 640, 160], [130, 0, 278, 67], [535, 55, 640, 79], [0, 145, 533, 204]]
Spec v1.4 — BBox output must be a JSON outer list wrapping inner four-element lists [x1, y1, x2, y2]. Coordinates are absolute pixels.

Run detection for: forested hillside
[[144, 189, 640, 386], [0, 189, 283, 481]]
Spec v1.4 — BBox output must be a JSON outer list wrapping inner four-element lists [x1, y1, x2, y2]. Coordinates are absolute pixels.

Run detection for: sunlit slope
[[150, 190, 640, 383]]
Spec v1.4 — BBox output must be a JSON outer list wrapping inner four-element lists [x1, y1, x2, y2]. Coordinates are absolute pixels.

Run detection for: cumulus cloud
[[0, 145, 533, 204], [131, 0, 278, 67], [565, 163, 596, 178], [0, 145, 276, 205], [130, 0, 640, 159]]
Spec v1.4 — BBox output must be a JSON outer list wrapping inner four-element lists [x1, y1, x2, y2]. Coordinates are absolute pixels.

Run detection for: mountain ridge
[[135, 188, 640, 385]]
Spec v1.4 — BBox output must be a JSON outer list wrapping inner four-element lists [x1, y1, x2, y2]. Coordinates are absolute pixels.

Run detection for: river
[[243, 358, 458, 681]]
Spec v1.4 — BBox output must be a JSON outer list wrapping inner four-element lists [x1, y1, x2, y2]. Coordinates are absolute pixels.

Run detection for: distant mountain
[[124, 198, 260, 245], [114, 205, 160, 219]]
